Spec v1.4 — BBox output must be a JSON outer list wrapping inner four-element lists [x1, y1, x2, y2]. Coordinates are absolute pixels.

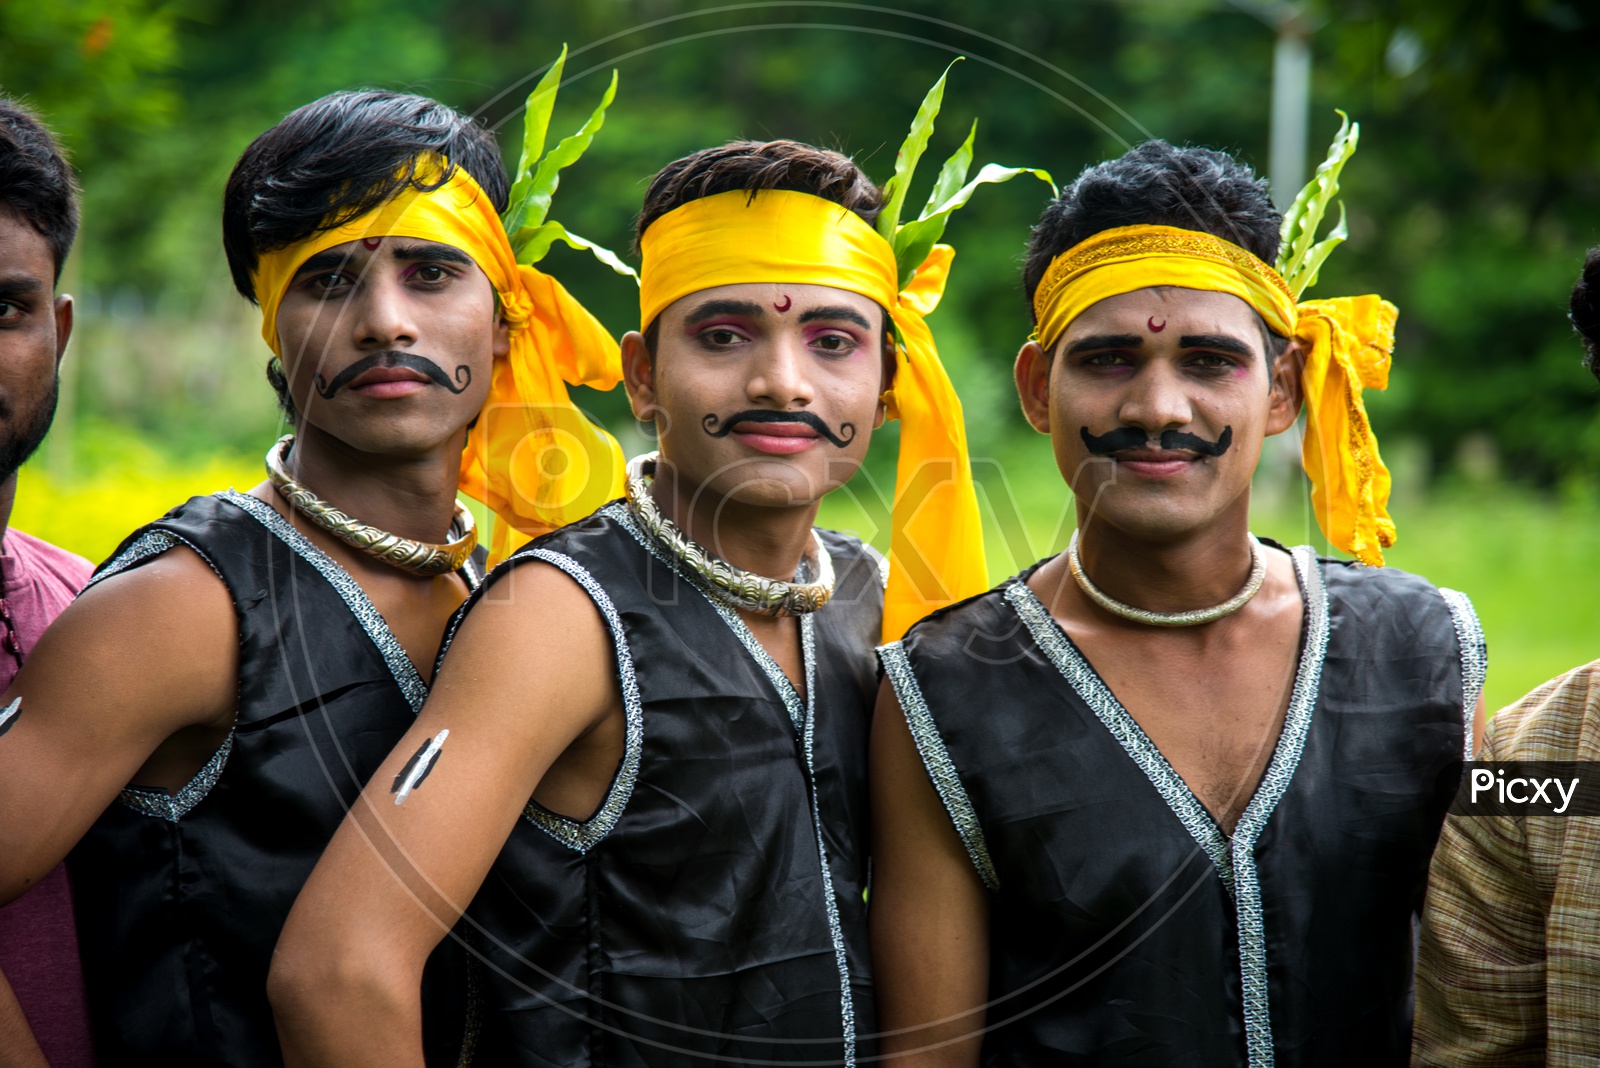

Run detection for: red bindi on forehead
[[1147, 316, 1166, 333], [773, 294, 792, 313], [362, 238, 382, 251]]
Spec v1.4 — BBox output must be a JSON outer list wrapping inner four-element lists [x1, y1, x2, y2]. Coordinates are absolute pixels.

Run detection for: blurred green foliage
[[2, 2, 1597, 679], [4, 0, 1597, 482]]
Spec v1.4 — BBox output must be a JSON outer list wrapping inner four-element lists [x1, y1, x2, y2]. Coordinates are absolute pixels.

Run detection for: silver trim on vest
[[1007, 545, 1329, 1068], [117, 733, 236, 822], [878, 640, 999, 891], [221, 489, 428, 713], [608, 502, 859, 1067], [1229, 545, 1329, 1068], [94, 526, 239, 821], [515, 548, 645, 854], [1005, 581, 1235, 891], [88, 529, 179, 588], [1439, 587, 1487, 762]]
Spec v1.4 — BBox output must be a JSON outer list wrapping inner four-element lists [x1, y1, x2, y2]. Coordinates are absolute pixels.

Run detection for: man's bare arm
[[0, 972, 49, 1068], [870, 681, 989, 1068], [0, 547, 238, 902], [269, 561, 621, 1068]]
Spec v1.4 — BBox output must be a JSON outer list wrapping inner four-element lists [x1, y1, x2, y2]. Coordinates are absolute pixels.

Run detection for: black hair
[[222, 89, 508, 304], [0, 96, 81, 282], [635, 140, 882, 253], [222, 90, 507, 420], [1023, 140, 1288, 357], [1572, 244, 1600, 385]]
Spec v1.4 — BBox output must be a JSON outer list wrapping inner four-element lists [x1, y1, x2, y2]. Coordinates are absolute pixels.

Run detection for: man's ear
[[1265, 339, 1305, 437], [620, 331, 657, 422], [491, 306, 512, 361], [1015, 339, 1053, 435], [52, 293, 73, 367]]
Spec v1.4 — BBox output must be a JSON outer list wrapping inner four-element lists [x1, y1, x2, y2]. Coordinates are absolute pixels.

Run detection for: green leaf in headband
[[510, 220, 638, 280], [877, 59, 1056, 288], [877, 58, 961, 243], [1277, 110, 1359, 299], [503, 46, 632, 280]]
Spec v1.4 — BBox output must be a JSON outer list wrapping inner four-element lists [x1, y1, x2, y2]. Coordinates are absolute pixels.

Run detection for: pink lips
[[347, 365, 432, 398], [1112, 448, 1200, 478], [731, 421, 821, 456]]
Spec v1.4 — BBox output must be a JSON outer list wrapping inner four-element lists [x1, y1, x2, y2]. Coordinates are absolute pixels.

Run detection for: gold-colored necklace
[[265, 434, 476, 578], [1068, 530, 1266, 627], [624, 451, 834, 616]]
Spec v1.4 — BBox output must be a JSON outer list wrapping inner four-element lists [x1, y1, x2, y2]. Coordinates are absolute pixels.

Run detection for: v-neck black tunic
[[878, 544, 1484, 1068], [451, 502, 881, 1066], [66, 491, 476, 1068]]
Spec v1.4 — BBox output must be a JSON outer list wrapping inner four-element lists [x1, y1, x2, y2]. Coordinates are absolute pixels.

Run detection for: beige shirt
[[1414, 658, 1600, 1067]]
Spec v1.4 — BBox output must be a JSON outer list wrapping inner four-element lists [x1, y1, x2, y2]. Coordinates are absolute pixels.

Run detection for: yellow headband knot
[[249, 162, 625, 564], [1032, 223, 1398, 566], [639, 189, 988, 640]]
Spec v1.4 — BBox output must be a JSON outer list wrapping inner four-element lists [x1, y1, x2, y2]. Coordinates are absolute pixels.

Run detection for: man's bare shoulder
[[36, 542, 238, 706]]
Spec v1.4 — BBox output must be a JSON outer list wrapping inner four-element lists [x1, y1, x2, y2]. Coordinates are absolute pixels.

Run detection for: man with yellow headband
[[870, 137, 1487, 1066], [0, 87, 622, 1066], [269, 103, 1032, 1060]]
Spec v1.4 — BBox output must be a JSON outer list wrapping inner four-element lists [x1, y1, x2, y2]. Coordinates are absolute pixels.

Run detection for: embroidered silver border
[[514, 549, 644, 854], [877, 641, 999, 891], [91, 526, 241, 821], [1229, 545, 1329, 1068], [88, 529, 179, 588], [1440, 588, 1487, 762], [607, 501, 858, 1067], [220, 489, 427, 713], [1005, 582, 1235, 892], [117, 733, 236, 821]]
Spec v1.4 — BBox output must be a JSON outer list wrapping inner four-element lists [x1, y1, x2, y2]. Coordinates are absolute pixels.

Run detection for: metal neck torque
[[623, 451, 834, 616], [264, 434, 476, 578], [1067, 530, 1266, 627]]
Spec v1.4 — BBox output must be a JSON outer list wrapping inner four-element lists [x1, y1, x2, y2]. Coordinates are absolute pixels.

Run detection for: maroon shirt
[[0, 528, 95, 1067]]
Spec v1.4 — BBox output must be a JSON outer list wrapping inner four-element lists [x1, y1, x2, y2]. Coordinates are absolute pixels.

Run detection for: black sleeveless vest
[[879, 545, 1485, 1068], [66, 491, 478, 1068], [451, 502, 880, 1067]]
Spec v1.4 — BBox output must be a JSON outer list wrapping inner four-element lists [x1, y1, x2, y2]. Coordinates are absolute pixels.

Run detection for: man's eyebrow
[[1179, 333, 1257, 358], [683, 299, 764, 326], [797, 305, 874, 332], [1065, 333, 1143, 355], [0, 276, 44, 300], [292, 249, 359, 278], [387, 241, 474, 266]]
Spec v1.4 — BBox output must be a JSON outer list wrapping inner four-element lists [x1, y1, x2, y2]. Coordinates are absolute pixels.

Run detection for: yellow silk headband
[[1032, 223, 1398, 566], [250, 162, 626, 563], [639, 189, 989, 640]]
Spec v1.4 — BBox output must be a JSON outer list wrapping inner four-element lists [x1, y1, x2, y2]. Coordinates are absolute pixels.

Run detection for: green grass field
[[17, 429, 1595, 714]]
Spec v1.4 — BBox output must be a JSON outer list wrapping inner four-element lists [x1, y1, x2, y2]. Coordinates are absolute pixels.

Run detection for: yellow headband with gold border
[[250, 161, 625, 563], [1032, 223, 1398, 566], [639, 188, 987, 640]]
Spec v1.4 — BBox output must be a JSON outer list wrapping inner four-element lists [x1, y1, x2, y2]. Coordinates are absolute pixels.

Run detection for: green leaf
[[891, 163, 1055, 287], [503, 45, 568, 239], [517, 68, 618, 237], [1277, 110, 1360, 298], [877, 57, 962, 242], [919, 119, 977, 219], [1292, 201, 1348, 295], [512, 220, 638, 281]]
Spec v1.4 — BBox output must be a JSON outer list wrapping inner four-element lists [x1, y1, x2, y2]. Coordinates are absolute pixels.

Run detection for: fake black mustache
[[313, 351, 472, 400], [702, 409, 857, 448], [1080, 425, 1234, 457]]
